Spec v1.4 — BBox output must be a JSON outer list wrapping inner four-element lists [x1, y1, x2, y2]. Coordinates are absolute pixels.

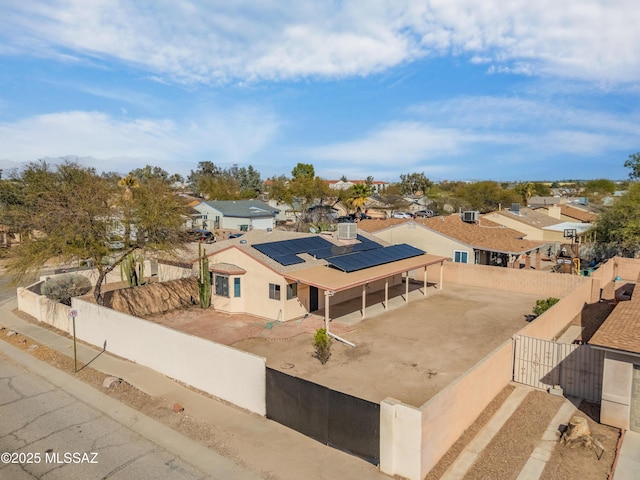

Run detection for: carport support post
[[535, 248, 541, 270], [405, 271, 409, 302], [324, 291, 331, 331], [439, 261, 444, 290], [423, 266, 427, 296], [361, 284, 367, 318], [384, 279, 389, 309]]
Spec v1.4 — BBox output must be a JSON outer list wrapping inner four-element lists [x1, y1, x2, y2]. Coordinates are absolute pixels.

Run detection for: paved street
[[0, 350, 211, 480]]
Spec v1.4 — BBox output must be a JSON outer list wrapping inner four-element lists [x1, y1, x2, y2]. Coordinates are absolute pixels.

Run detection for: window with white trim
[[453, 250, 469, 263]]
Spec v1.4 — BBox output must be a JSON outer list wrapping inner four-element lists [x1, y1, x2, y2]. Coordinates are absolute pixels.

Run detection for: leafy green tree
[[399, 172, 432, 196], [6, 161, 189, 304], [591, 182, 640, 256], [187, 161, 222, 194], [584, 179, 616, 196], [291, 163, 315, 180], [267, 165, 332, 228], [376, 183, 409, 212], [455, 181, 520, 213], [624, 152, 640, 180]]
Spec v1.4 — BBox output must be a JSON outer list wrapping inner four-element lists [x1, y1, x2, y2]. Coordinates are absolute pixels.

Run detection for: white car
[[392, 212, 414, 219]]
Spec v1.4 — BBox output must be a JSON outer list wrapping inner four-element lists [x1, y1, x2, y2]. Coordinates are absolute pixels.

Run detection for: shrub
[[313, 328, 333, 365], [533, 297, 560, 317], [41, 274, 92, 306]]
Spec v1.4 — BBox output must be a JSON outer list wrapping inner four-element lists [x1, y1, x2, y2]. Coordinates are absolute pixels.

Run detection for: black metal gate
[[266, 367, 380, 465]]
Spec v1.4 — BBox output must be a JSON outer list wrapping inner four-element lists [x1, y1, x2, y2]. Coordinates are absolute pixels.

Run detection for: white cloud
[[2, 1, 639, 83], [0, 108, 280, 175], [299, 95, 640, 179]]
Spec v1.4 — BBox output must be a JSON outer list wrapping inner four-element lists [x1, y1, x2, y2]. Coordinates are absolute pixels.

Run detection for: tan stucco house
[[357, 215, 546, 269], [159, 228, 445, 323], [484, 207, 592, 244]]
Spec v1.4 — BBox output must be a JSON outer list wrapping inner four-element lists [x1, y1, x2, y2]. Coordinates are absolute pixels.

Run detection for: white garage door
[[251, 217, 274, 230]]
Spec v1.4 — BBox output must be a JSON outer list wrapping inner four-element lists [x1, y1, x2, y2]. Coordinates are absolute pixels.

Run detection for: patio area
[[145, 282, 542, 407]]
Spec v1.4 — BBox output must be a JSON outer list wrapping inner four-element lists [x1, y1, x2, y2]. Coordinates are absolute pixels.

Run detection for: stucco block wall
[[418, 340, 514, 478], [600, 352, 635, 430], [441, 261, 587, 297], [380, 399, 423, 480], [614, 257, 640, 281], [72, 298, 266, 415], [520, 279, 593, 340], [17, 283, 71, 332]]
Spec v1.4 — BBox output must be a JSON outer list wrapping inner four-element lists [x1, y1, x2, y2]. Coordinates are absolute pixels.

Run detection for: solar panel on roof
[[253, 235, 388, 268], [274, 254, 306, 266], [326, 244, 425, 272]]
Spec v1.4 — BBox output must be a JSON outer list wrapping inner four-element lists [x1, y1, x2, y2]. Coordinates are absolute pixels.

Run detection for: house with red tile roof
[[357, 214, 547, 269]]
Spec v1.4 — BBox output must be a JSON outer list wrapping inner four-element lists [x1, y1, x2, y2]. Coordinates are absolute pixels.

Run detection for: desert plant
[[198, 243, 211, 308], [533, 297, 560, 317], [41, 273, 92, 306], [313, 328, 332, 364], [120, 252, 145, 287]]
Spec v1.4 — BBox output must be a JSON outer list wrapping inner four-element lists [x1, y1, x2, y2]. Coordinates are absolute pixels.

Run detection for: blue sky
[[1, 1, 639, 183]]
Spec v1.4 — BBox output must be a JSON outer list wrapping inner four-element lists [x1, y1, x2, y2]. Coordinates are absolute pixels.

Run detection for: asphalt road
[[0, 350, 211, 480]]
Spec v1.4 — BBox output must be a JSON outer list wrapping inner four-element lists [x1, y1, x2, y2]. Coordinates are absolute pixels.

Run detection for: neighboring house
[[326, 179, 388, 193], [193, 200, 280, 231], [159, 228, 446, 322], [534, 204, 598, 223], [590, 281, 640, 433], [357, 214, 546, 269], [484, 207, 591, 244]]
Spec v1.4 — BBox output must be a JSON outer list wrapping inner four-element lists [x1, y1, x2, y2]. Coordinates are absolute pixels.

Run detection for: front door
[[310, 286, 319, 312]]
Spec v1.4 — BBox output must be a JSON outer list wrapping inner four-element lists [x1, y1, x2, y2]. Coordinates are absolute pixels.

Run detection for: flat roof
[[283, 253, 445, 292]]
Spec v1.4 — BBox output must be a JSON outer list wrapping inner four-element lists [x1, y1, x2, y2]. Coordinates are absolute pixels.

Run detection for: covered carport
[[284, 254, 446, 330]]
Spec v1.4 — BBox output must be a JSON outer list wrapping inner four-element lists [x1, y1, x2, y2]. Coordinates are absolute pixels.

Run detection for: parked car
[[392, 212, 414, 219], [348, 213, 372, 221], [186, 229, 215, 243], [228, 233, 244, 239], [335, 216, 355, 223], [414, 209, 434, 218]]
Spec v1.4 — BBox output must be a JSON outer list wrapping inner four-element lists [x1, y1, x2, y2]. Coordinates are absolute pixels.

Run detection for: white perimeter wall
[[17, 283, 71, 332], [71, 298, 266, 415]]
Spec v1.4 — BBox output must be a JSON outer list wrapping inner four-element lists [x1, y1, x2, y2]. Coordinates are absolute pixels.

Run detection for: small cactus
[[120, 252, 145, 287], [198, 243, 211, 308]]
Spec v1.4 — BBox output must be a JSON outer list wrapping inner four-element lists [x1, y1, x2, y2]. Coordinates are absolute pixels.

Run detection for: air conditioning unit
[[337, 222, 357, 240], [461, 211, 479, 223]]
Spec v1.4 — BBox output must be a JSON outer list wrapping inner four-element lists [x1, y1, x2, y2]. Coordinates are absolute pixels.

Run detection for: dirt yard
[[231, 284, 541, 406]]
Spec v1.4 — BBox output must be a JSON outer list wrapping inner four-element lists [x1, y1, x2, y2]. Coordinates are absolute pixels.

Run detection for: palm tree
[[349, 183, 372, 219]]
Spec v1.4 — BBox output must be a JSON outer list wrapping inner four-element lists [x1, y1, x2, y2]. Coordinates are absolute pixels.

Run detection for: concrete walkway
[[613, 430, 640, 480], [441, 383, 634, 480], [0, 297, 387, 480]]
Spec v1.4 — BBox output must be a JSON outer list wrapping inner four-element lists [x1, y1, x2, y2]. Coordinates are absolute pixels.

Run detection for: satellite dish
[[496, 257, 502, 264], [309, 227, 317, 234]]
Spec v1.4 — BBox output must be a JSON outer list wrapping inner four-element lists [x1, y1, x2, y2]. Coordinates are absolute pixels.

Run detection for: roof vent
[[337, 222, 357, 240], [461, 211, 479, 223]]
